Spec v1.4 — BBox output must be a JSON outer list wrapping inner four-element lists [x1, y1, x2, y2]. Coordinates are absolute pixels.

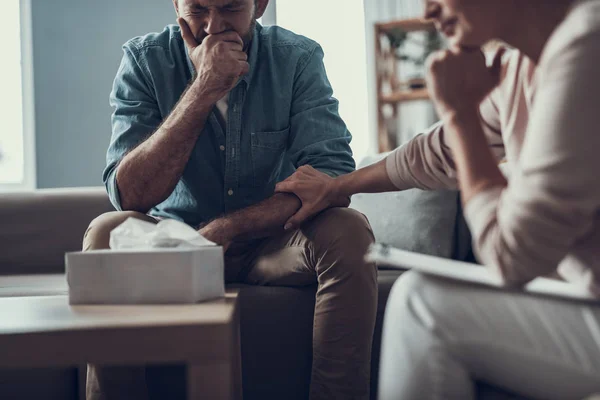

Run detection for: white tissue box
[[66, 247, 224, 305]]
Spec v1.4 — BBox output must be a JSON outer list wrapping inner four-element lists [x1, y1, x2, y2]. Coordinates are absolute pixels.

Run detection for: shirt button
[[228, 189, 234, 196], [219, 145, 225, 151]]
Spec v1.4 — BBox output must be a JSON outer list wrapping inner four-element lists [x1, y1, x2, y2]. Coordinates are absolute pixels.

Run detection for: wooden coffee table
[[0, 286, 241, 400]]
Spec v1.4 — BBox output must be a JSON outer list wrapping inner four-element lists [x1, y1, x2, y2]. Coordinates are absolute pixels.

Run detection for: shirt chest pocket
[[250, 127, 289, 188]]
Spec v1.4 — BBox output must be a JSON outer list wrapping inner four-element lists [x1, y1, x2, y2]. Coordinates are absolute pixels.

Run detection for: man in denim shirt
[[83, 1, 376, 399]]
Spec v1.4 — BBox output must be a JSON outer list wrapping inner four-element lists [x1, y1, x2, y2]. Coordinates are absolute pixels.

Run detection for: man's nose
[[205, 10, 227, 35]]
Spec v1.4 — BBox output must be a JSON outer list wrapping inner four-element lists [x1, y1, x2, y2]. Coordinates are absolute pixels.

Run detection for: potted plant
[[385, 28, 444, 89]]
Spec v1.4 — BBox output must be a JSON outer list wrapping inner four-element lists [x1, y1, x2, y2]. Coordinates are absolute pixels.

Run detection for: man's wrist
[[187, 79, 222, 110], [203, 217, 238, 244]]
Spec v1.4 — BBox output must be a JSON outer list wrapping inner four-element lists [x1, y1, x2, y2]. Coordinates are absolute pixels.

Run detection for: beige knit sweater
[[385, 0, 600, 295]]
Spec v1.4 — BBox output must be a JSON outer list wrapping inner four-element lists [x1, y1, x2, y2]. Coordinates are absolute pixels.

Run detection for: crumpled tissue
[[109, 218, 216, 250]]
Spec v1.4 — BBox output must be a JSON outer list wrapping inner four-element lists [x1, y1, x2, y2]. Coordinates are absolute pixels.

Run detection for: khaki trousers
[[83, 207, 377, 400]]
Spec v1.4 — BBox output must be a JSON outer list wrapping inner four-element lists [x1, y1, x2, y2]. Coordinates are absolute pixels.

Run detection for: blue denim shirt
[[106, 23, 355, 227]]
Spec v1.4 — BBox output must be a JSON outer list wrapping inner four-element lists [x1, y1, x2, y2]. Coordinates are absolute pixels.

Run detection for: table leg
[[187, 296, 242, 400], [78, 364, 87, 400], [187, 327, 242, 400], [231, 324, 242, 400]]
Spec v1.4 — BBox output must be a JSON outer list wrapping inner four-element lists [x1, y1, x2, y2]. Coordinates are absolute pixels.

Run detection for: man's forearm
[[203, 193, 302, 243], [116, 81, 217, 212], [334, 159, 398, 198]]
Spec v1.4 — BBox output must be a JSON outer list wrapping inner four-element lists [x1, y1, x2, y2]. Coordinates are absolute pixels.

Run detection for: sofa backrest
[[0, 187, 114, 275], [0, 161, 473, 275], [349, 154, 472, 261]]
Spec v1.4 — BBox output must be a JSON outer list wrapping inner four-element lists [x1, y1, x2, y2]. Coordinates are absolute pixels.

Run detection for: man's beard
[[196, 19, 255, 51], [241, 17, 257, 51]]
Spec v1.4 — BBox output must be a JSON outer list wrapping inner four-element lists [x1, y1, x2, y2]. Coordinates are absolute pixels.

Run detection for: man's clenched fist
[[178, 17, 250, 100]]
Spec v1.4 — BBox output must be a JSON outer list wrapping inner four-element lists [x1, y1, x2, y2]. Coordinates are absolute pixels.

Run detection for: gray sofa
[[0, 186, 526, 400]]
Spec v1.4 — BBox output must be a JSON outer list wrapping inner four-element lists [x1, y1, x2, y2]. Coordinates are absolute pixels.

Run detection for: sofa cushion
[[0, 188, 114, 275], [350, 154, 470, 260]]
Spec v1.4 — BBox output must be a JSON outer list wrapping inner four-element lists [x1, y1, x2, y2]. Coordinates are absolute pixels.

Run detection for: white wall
[[32, 0, 173, 188], [0, 0, 32, 190], [276, 0, 372, 162]]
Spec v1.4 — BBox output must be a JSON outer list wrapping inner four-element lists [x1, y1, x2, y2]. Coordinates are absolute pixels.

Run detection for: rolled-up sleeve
[[104, 44, 162, 210], [464, 28, 600, 286], [385, 122, 459, 191], [287, 45, 355, 177]]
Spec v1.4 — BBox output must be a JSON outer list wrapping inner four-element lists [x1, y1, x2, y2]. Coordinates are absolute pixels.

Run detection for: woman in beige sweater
[[277, 0, 600, 398]]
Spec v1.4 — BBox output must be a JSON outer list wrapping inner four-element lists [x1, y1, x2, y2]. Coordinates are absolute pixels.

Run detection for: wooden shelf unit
[[380, 88, 430, 104], [375, 18, 436, 152]]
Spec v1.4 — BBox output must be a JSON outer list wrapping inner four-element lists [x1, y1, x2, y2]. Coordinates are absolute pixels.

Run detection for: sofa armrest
[[0, 187, 113, 275]]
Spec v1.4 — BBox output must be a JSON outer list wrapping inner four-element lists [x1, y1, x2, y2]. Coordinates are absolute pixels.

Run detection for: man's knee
[[310, 207, 374, 248], [82, 211, 156, 251], [307, 207, 376, 277]]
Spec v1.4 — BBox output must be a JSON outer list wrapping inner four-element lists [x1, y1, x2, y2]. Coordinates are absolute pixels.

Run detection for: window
[[0, 0, 35, 190], [275, 0, 372, 162]]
